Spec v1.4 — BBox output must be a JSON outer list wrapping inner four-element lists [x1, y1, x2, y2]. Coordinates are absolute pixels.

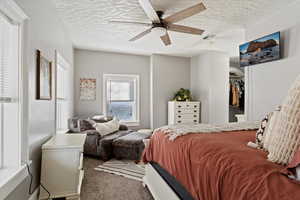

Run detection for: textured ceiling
[[52, 0, 296, 57]]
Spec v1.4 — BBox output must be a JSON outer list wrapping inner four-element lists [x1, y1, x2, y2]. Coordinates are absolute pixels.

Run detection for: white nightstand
[[39, 134, 86, 200]]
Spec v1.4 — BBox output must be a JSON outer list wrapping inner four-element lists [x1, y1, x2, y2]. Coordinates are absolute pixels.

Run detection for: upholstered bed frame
[[143, 164, 181, 200]]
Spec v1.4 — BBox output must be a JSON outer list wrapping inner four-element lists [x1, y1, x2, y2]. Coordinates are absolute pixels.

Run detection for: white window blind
[[0, 13, 20, 167], [103, 74, 140, 126], [0, 1, 28, 199]]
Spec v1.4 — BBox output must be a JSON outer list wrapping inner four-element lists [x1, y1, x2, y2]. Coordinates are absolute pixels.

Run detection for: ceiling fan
[[110, 0, 206, 46]]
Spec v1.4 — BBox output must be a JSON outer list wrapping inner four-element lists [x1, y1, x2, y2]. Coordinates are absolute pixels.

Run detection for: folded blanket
[[156, 121, 260, 140]]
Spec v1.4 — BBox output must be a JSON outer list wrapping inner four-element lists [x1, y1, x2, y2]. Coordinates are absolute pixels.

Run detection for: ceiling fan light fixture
[[151, 27, 166, 37]]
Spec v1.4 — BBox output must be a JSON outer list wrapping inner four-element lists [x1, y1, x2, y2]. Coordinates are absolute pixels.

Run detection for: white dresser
[[39, 134, 86, 200], [168, 101, 201, 125]]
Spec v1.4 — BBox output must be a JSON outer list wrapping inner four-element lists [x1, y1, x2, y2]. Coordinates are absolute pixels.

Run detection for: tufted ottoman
[[112, 131, 152, 161]]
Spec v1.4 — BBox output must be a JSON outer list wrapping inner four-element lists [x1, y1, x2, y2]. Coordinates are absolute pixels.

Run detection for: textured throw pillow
[[93, 118, 120, 136], [92, 115, 113, 123], [267, 75, 300, 165], [79, 119, 96, 132], [68, 118, 80, 133], [262, 107, 281, 151], [255, 114, 271, 148]]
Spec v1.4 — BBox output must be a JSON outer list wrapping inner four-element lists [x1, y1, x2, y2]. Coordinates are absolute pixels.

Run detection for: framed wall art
[[36, 50, 52, 100], [239, 32, 281, 67], [80, 78, 96, 101]]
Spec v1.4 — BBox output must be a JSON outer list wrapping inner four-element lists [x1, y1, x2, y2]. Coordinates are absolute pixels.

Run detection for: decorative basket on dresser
[[168, 101, 201, 125], [39, 134, 86, 200]]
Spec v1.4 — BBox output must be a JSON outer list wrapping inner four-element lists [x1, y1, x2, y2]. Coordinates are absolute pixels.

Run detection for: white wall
[[5, 0, 74, 199], [191, 51, 229, 124], [74, 51, 191, 130], [151, 54, 191, 129], [245, 1, 300, 121], [74, 49, 151, 129]]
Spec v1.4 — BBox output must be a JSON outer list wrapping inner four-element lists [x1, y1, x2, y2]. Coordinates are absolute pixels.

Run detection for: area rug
[[95, 159, 145, 182]]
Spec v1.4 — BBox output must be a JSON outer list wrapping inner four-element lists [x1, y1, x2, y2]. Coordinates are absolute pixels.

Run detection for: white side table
[[39, 134, 86, 200]]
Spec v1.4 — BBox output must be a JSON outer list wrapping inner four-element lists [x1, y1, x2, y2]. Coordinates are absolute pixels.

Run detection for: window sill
[[121, 121, 140, 127], [57, 129, 69, 134], [0, 163, 29, 200]]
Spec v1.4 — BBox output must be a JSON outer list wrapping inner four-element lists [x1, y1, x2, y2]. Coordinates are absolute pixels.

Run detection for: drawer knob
[[194, 110, 197, 112], [178, 111, 181, 113], [194, 115, 197, 117], [178, 121, 182, 123], [178, 105, 181, 108], [194, 120, 197, 122], [178, 115, 181, 118]]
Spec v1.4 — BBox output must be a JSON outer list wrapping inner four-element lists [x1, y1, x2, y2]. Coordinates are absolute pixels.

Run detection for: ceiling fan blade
[[138, 0, 160, 23], [164, 3, 206, 24], [168, 24, 204, 35], [160, 32, 171, 46], [129, 28, 152, 41], [110, 20, 152, 27]]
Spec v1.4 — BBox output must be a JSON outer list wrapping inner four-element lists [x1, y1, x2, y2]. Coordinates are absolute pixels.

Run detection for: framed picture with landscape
[[239, 32, 281, 67], [36, 50, 52, 100]]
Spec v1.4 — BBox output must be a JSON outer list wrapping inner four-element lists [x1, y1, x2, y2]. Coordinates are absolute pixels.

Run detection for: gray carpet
[[80, 157, 153, 200]]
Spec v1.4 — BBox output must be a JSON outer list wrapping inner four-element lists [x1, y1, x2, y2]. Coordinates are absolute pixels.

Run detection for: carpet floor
[[80, 157, 154, 200]]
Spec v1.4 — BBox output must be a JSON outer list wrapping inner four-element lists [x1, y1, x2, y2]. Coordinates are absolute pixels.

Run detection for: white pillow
[[267, 75, 300, 165], [92, 115, 105, 120], [93, 118, 120, 136]]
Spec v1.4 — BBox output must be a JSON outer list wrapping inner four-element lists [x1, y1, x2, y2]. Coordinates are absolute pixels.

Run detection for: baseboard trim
[[28, 188, 39, 200]]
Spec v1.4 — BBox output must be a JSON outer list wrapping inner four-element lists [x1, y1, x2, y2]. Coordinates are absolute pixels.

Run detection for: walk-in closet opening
[[229, 57, 245, 122]]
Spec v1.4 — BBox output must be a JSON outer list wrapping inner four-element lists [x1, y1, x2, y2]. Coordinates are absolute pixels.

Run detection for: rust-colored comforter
[[142, 130, 300, 200]]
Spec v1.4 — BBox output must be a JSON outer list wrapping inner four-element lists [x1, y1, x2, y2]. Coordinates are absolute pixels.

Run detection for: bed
[[142, 130, 300, 200]]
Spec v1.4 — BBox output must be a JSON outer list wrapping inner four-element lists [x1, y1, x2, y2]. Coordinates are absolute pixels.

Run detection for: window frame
[[0, 0, 28, 199], [103, 74, 140, 127], [0, 4, 25, 169]]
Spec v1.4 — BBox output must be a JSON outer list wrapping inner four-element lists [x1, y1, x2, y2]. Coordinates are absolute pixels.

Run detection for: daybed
[[142, 129, 300, 200], [68, 117, 151, 161], [68, 117, 132, 161]]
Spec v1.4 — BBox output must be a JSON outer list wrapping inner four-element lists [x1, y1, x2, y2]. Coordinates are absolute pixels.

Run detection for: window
[[0, 1, 28, 198], [56, 52, 70, 133], [103, 74, 140, 126], [0, 12, 21, 168]]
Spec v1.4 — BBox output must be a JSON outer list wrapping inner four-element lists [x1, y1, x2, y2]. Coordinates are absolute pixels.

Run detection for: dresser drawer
[[176, 118, 199, 124], [183, 102, 199, 109], [176, 109, 199, 114], [175, 102, 199, 109], [189, 102, 200, 109], [176, 113, 199, 119]]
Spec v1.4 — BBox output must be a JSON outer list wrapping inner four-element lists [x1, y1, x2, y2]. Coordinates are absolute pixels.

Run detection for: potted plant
[[173, 88, 192, 101]]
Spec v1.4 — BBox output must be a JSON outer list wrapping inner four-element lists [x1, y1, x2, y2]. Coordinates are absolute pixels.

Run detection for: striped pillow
[[255, 114, 270, 149]]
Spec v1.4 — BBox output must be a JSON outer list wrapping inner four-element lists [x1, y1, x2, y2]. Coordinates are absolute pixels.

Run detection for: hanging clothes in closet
[[229, 79, 244, 110]]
